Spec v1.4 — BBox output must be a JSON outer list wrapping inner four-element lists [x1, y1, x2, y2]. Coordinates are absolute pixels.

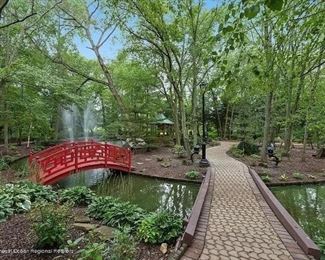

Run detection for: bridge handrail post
[[105, 142, 108, 167], [74, 143, 78, 172], [128, 148, 132, 172]]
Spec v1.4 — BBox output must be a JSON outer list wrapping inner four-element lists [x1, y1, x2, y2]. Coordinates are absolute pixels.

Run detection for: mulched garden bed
[[0, 207, 171, 260], [131, 147, 205, 182], [236, 146, 325, 185]]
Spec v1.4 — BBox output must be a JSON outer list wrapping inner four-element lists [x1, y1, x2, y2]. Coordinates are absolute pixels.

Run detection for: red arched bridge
[[29, 140, 131, 185]]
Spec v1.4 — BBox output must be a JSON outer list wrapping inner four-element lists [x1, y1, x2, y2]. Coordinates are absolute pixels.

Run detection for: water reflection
[[56, 169, 200, 218], [271, 184, 325, 257]]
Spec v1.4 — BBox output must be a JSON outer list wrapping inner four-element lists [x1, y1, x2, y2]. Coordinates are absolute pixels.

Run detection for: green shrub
[[87, 196, 121, 219], [314, 238, 325, 256], [208, 127, 218, 141], [0, 158, 9, 171], [261, 175, 271, 182], [137, 211, 183, 244], [78, 242, 106, 260], [17, 181, 57, 202], [59, 186, 95, 206], [109, 228, 137, 260], [103, 202, 146, 231], [1, 184, 32, 213], [0, 159, 8, 171], [0, 194, 14, 221], [229, 145, 244, 158], [185, 170, 199, 180], [173, 145, 186, 158], [237, 141, 259, 155], [292, 172, 304, 180], [15, 167, 30, 178], [30, 202, 72, 248]]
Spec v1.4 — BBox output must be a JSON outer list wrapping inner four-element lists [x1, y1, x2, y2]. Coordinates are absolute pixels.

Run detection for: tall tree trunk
[[179, 96, 190, 154], [223, 103, 229, 139], [261, 14, 274, 162], [302, 66, 320, 161], [261, 91, 273, 161], [191, 84, 198, 146], [228, 106, 234, 139], [172, 98, 181, 145]]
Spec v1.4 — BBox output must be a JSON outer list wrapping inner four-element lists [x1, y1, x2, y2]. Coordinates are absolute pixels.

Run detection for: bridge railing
[[29, 140, 131, 184]]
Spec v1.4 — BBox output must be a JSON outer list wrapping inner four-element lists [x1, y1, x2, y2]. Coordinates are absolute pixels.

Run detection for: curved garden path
[[182, 142, 311, 260]]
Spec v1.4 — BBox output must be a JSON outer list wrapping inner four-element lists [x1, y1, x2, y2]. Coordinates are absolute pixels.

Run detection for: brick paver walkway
[[198, 142, 309, 260]]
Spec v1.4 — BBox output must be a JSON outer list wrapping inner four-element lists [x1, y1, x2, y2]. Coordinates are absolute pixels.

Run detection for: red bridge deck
[[29, 140, 131, 185]]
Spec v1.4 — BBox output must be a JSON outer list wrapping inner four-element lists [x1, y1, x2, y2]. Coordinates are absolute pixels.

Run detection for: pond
[[55, 169, 200, 218], [271, 184, 325, 258], [10, 158, 200, 218]]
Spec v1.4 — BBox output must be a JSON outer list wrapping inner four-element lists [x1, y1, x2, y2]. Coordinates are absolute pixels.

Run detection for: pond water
[[10, 158, 200, 218], [55, 170, 200, 218], [271, 184, 325, 258]]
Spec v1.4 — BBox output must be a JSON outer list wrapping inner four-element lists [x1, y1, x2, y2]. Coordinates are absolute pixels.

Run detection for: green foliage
[[261, 175, 271, 182], [229, 145, 244, 158], [292, 172, 304, 180], [208, 127, 218, 141], [87, 196, 121, 220], [87, 196, 147, 232], [16, 181, 57, 202], [59, 186, 95, 206], [0, 158, 9, 171], [30, 202, 72, 248], [137, 211, 183, 244], [14, 166, 30, 178], [103, 202, 146, 231], [0, 194, 14, 221], [265, 0, 283, 11], [314, 238, 325, 256], [78, 242, 106, 260], [0, 181, 57, 221], [0, 183, 32, 213], [173, 145, 187, 158], [237, 141, 259, 155], [108, 228, 137, 260], [185, 170, 199, 180]]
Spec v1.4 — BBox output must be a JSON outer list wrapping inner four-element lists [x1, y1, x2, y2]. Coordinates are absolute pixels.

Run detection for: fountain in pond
[[62, 104, 79, 141], [83, 100, 97, 141], [62, 100, 98, 141], [60, 98, 108, 186]]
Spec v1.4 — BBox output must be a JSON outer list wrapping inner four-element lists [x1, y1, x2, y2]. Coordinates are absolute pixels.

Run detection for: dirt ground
[[237, 146, 325, 185], [131, 147, 205, 182]]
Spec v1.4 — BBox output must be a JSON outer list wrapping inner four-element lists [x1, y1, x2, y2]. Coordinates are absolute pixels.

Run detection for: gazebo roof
[[153, 114, 174, 125]]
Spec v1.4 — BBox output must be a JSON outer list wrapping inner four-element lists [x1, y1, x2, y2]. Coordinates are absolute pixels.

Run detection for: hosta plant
[[137, 211, 183, 244], [59, 186, 95, 206], [87, 196, 121, 219], [103, 201, 146, 231]]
